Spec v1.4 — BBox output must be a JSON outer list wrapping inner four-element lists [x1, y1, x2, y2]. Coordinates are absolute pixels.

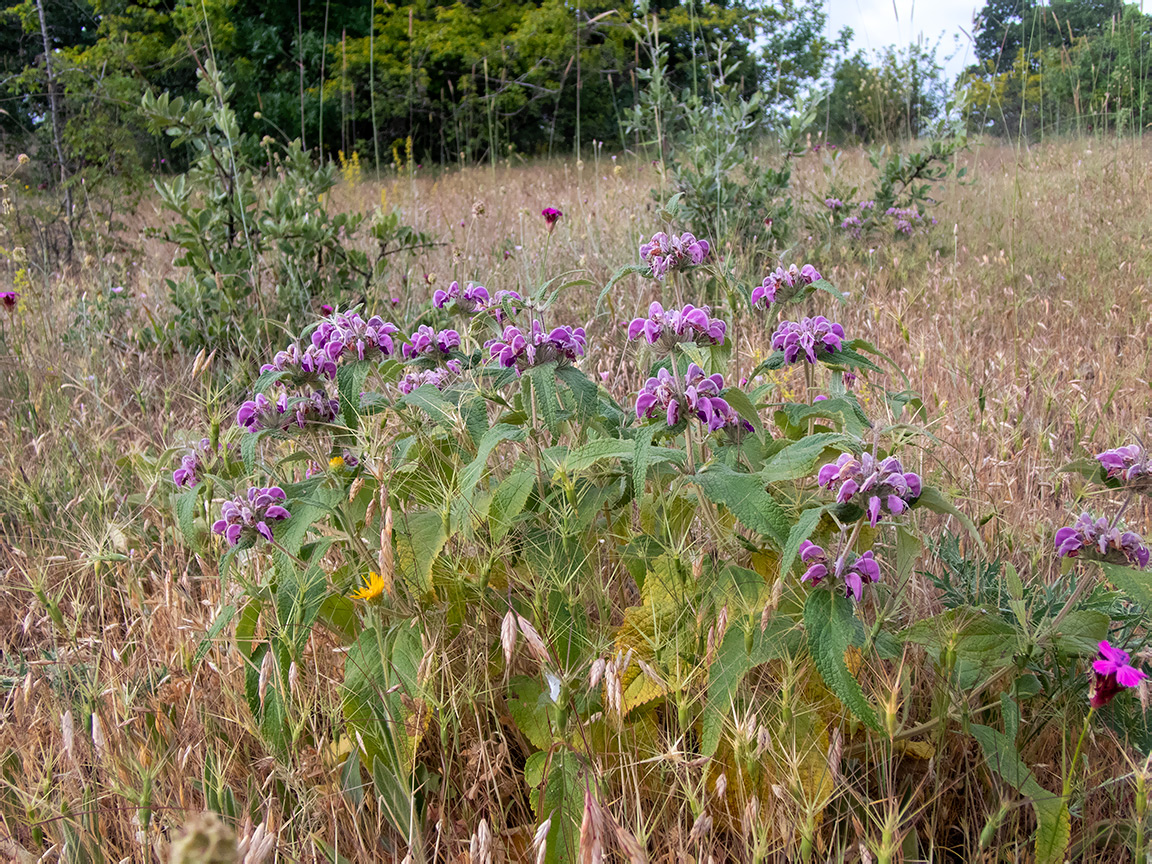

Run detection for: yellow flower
[[351, 571, 387, 602], [329, 455, 345, 470]]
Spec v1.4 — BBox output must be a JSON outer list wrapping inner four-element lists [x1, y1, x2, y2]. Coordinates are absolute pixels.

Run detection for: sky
[[824, 0, 982, 83]]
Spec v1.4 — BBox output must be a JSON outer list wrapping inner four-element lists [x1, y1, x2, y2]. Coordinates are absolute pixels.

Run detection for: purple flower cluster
[[770, 316, 845, 364], [798, 540, 880, 602], [841, 216, 862, 239], [402, 324, 460, 360], [638, 231, 710, 280], [237, 390, 338, 432], [885, 207, 923, 235], [859, 201, 875, 211], [311, 310, 400, 361], [627, 302, 726, 351], [260, 342, 338, 385], [487, 320, 586, 371], [635, 363, 745, 432], [212, 486, 290, 546], [818, 453, 922, 526], [1054, 513, 1151, 569], [1097, 443, 1151, 490], [172, 437, 216, 487], [824, 198, 844, 210], [750, 264, 822, 310], [433, 281, 524, 323], [398, 360, 463, 394]]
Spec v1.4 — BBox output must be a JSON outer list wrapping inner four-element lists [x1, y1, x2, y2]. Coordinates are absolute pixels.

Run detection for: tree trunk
[[35, 0, 72, 259]]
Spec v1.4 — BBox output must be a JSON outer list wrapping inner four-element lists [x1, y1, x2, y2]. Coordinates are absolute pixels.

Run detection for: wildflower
[[474, 289, 523, 323], [487, 320, 585, 371], [0, 291, 17, 309], [817, 452, 922, 526], [261, 342, 338, 385], [472, 201, 486, 218], [639, 231, 710, 280], [290, 390, 340, 429], [750, 264, 821, 310], [798, 540, 881, 602], [212, 486, 291, 546], [17, 153, 29, 165], [859, 200, 875, 211], [626, 302, 726, 351], [320, 304, 334, 315], [634, 363, 747, 432], [311, 311, 400, 361], [397, 360, 461, 394], [1054, 513, 1151, 569], [841, 216, 862, 239], [770, 317, 845, 364], [1096, 443, 1151, 491], [402, 324, 460, 360], [351, 571, 388, 602], [237, 392, 288, 432], [824, 197, 844, 210], [542, 207, 562, 233], [172, 451, 201, 487], [1091, 640, 1147, 707]]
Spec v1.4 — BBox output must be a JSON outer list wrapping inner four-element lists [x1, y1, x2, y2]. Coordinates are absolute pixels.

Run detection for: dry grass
[[1, 135, 1151, 861]]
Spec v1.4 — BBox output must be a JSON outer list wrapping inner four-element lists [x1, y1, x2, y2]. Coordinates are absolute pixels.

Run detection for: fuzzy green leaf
[[780, 506, 827, 579], [803, 589, 880, 730], [694, 464, 789, 548], [759, 433, 856, 483], [1098, 561, 1152, 614], [524, 362, 562, 437]]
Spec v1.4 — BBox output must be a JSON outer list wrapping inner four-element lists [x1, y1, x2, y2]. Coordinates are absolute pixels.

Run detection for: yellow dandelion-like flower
[[329, 455, 345, 470], [351, 571, 387, 602]]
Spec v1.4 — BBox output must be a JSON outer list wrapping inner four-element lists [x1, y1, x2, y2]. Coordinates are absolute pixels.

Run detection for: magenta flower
[[1054, 513, 1151, 569], [172, 452, 201, 487], [634, 363, 747, 433], [261, 342, 339, 386], [290, 390, 340, 429], [1091, 640, 1147, 707], [750, 264, 821, 310], [639, 231, 710, 280], [770, 316, 845, 364], [398, 360, 462, 394], [212, 486, 291, 547], [311, 311, 399, 361], [487, 320, 585, 372], [0, 291, 17, 310], [542, 208, 563, 233], [798, 540, 881, 602], [626, 302, 726, 352], [474, 288, 523, 323], [1096, 443, 1151, 491], [402, 325, 460, 360], [237, 392, 288, 432], [817, 452, 921, 527]]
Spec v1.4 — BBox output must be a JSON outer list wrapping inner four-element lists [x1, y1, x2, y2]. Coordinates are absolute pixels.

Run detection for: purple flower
[[639, 231, 711, 280], [1091, 640, 1147, 707], [398, 360, 462, 395], [237, 392, 288, 432], [402, 325, 460, 360], [1096, 443, 1151, 490], [474, 289, 523, 323], [626, 302, 726, 352], [212, 486, 291, 547], [261, 342, 339, 385], [487, 320, 585, 372], [634, 363, 748, 433], [1054, 512, 1151, 569], [770, 317, 845, 364], [798, 540, 880, 602], [291, 390, 340, 429], [172, 451, 200, 487], [311, 311, 400, 361], [824, 198, 844, 210], [320, 304, 334, 315], [859, 201, 875, 211], [542, 208, 563, 233], [750, 264, 822, 310], [1, 291, 17, 309], [817, 452, 922, 527]]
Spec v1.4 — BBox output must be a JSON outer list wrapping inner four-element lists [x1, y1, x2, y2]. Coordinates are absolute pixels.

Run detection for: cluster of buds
[[770, 316, 845, 364], [402, 324, 460, 360], [1097, 443, 1152, 493], [635, 364, 747, 433], [311, 310, 400, 361], [487, 320, 586, 371], [397, 360, 462, 395], [1055, 513, 1151, 569], [627, 302, 726, 351], [818, 452, 922, 526], [750, 264, 822, 310], [638, 231, 710, 280], [798, 540, 880, 602], [212, 486, 290, 546]]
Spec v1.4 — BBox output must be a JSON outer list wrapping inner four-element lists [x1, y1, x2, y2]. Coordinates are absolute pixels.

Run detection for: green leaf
[[694, 464, 789, 549], [175, 488, 200, 549], [400, 383, 457, 433], [533, 751, 585, 864], [632, 425, 658, 496], [1098, 561, 1152, 613], [803, 590, 880, 730], [460, 423, 527, 493], [556, 365, 598, 421], [336, 361, 371, 430], [902, 608, 1017, 667], [507, 677, 556, 751], [561, 439, 633, 473], [759, 433, 856, 483], [192, 604, 236, 666], [524, 362, 561, 436], [490, 470, 536, 544], [597, 263, 652, 311], [395, 510, 448, 597], [970, 723, 1069, 864], [780, 506, 826, 579], [1047, 609, 1109, 657], [721, 387, 763, 435]]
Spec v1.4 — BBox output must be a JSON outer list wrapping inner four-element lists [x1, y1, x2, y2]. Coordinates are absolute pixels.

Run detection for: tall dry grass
[[1, 135, 1151, 861]]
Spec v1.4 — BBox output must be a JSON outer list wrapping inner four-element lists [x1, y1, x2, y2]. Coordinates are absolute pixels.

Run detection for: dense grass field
[[2, 136, 1152, 862]]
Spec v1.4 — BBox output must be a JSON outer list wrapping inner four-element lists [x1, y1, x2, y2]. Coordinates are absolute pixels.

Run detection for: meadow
[[2, 133, 1152, 862]]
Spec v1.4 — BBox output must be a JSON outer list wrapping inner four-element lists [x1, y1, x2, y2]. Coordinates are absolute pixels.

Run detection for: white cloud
[[825, 0, 981, 81]]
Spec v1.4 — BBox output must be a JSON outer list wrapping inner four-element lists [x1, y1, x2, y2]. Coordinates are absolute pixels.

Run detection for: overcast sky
[[825, 0, 982, 82]]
